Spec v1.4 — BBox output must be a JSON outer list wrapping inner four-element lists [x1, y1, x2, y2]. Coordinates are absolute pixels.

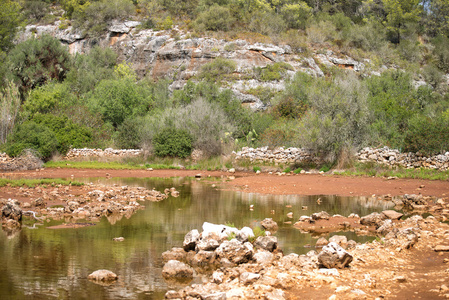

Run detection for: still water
[[0, 177, 394, 299]]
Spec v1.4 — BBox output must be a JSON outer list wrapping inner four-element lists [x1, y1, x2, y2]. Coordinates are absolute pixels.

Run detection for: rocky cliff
[[19, 20, 383, 110]]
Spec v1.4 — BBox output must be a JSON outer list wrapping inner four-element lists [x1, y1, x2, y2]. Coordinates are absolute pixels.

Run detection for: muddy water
[[0, 177, 395, 299]]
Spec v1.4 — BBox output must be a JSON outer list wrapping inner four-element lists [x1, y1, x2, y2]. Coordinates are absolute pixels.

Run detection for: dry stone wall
[[1, 146, 449, 171]]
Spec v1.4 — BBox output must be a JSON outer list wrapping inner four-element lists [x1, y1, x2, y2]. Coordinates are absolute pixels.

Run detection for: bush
[[88, 77, 153, 127], [194, 4, 234, 31], [23, 82, 78, 117], [254, 62, 293, 82], [249, 11, 287, 36], [116, 117, 142, 149], [403, 113, 449, 156], [198, 57, 236, 81], [8, 34, 71, 99], [65, 46, 117, 95], [271, 98, 307, 119], [153, 128, 193, 158], [281, 2, 312, 30], [3, 121, 58, 159], [31, 114, 93, 155], [298, 74, 370, 162]]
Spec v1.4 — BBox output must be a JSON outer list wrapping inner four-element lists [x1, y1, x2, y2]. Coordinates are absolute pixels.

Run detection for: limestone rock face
[[162, 260, 194, 280], [318, 242, 353, 269], [87, 270, 118, 281]]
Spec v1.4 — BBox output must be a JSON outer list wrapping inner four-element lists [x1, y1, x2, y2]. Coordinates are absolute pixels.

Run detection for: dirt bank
[[2, 168, 448, 198]]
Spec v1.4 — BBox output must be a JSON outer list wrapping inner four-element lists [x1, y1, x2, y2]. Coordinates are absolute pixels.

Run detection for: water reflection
[[0, 177, 395, 299]]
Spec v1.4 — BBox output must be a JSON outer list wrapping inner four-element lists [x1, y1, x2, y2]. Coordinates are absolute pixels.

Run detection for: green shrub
[[0, 81, 20, 145], [271, 98, 307, 119], [116, 117, 142, 149], [249, 11, 287, 35], [253, 166, 261, 173], [254, 62, 293, 82], [3, 121, 58, 159], [88, 78, 153, 127], [293, 168, 302, 174], [198, 57, 236, 81], [283, 167, 291, 173], [153, 128, 193, 158], [403, 113, 449, 156], [65, 46, 117, 95], [281, 2, 312, 30], [194, 4, 234, 31], [32, 113, 93, 155], [8, 34, 71, 99]]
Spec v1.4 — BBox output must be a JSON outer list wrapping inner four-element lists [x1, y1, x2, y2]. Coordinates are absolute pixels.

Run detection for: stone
[[382, 210, 403, 220], [376, 219, 394, 235], [312, 211, 330, 220], [328, 235, 348, 249], [202, 292, 227, 300], [316, 237, 328, 248], [189, 250, 217, 267], [360, 212, 387, 227], [253, 250, 275, 265], [435, 245, 449, 252], [165, 290, 181, 299], [196, 236, 220, 252], [87, 270, 118, 281], [240, 272, 260, 285], [215, 239, 254, 265], [162, 260, 194, 280], [162, 247, 187, 262], [266, 289, 286, 300], [112, 237, 124, 242], [254, 236, 278, 252], [318, 242, 353, 269], [183, 229, 200, 251], [236, 227, 254, 242], [261, 218, 278, 232], [212, 271, 224, 284], [1, 200, 22, 221]]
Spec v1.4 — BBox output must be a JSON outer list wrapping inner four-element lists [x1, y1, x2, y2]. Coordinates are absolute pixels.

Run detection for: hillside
[[1, 0, 449, 166]]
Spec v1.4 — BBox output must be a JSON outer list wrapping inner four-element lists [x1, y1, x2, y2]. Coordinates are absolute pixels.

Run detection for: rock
[[112, 237, 124, 242], [4, 219, 21, 229], [318, 242, 353, 269], [253, 250, 275, 265], [385, 228, 419, 250], [329, 235, 348, 249], [1, 200, 22, 221], [212, 271, 224, 284], [202, 292, 227, 300], [376, 219, 394, 235], [312, 211, 330, 220], [240, 272, 260, 285], [382, 210, 403, 220], [316, 237, 329, 248], [435, 245, 449, 252], [266, 289, 286, 300], [228, 168, 236, 173], [87, 270, 118, 281], [31, 198, 46, 208], [215, 239, 254, 265], [189, 250, 217, 267], [162, 260, 194, 280], [183, 229, 200, 251], [318, 268, 340, 276], [236, 227, 255, 242], [196, 236, 220, 252], [162, 247, 187, 262], [165, 290, 181, 299], [254, 236, 278, 252], [202, 222, 238, 240], [360, 212, 387, 227], [261, 218, 278, 232], [394, 276, 407, 283]]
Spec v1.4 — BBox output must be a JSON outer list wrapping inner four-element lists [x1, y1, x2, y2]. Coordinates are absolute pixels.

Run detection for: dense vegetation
[[1, 0, 449, 165]]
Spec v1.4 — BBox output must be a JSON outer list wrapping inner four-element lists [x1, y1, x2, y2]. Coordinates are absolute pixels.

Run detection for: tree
[[0, 0, 23, 52], [0, 81, 20, 144], [8, 34, 72, 100], [382, 0, 422, 43]]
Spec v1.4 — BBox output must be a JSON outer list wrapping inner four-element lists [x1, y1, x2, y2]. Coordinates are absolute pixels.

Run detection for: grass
[[336, 162, 449, 181], [43, 157, 449, 181], [0, 178, 83, 188]]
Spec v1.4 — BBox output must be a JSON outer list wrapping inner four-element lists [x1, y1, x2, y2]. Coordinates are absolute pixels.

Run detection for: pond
[[0, 176, 395, 299]]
